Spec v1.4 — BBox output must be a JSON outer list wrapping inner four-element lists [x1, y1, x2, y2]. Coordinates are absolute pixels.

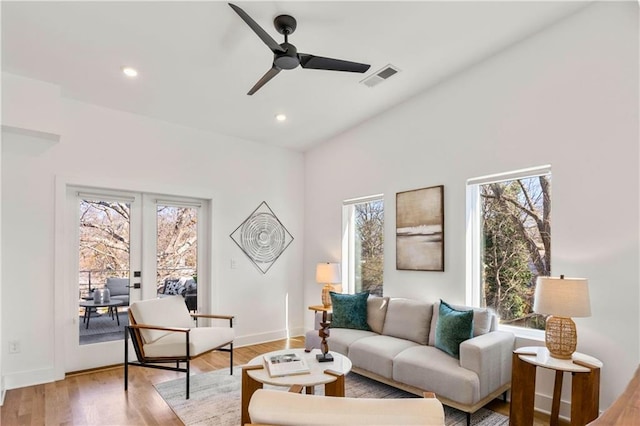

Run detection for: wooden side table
[[509, 346, 602, 426]]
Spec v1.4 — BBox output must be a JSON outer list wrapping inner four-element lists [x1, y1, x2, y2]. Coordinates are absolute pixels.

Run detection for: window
[[342, 195, 384, 296], [467, 166, 551, 329]]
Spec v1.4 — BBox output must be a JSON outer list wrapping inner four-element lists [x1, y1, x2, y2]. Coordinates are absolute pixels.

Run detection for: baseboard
[[533, 391, 572, 423], [233, 327, 304, 348], [2, 367, 58, 391], [0, 375, 5, 406]]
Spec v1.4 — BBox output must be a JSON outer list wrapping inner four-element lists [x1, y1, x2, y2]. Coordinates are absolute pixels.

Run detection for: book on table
[[264, 353, 311, 377]]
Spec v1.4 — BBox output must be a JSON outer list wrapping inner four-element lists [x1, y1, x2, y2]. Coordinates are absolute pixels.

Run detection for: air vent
[[360, 64, 401, 88]]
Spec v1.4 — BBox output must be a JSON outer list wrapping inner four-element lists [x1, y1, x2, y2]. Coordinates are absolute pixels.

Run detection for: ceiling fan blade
[[247, 66, 281, 95], [299, 54, 370, 73], [228, 3, 285, 53]]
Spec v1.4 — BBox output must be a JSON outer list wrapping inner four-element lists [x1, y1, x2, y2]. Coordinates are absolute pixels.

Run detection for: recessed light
[[122, 66, 138, 78], [275, 114, 287, 122]]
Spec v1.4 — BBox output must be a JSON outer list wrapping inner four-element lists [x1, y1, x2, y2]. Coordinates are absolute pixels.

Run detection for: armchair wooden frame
[[124, 311, 234, 399]]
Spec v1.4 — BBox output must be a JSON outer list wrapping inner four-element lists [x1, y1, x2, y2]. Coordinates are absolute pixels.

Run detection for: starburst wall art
[[230, 201, 294, 274]]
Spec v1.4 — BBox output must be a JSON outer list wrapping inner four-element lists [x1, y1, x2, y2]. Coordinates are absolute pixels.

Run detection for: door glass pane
[[156, 205, 198, 311], [78, 199, 130, 345]]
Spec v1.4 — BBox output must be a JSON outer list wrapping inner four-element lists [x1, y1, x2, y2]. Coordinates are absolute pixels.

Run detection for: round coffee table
[[79, 300, 124, 329], [241, 348, 352, 425]]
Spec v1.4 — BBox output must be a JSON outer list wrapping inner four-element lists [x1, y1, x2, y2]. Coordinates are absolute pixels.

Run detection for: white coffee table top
[[247, 348, 352, 388]]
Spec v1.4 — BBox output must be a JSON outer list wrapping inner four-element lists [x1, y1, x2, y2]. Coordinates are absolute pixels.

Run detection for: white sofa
[[305, 296, 515, 419]]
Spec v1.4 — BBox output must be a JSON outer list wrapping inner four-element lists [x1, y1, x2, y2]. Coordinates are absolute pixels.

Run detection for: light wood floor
[[1, 337, 556, 425]]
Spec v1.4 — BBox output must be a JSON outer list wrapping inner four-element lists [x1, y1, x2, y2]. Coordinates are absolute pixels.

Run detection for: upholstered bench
[[247, 388, 445, 425]]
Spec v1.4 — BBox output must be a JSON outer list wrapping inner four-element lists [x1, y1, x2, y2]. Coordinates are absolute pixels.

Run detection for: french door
[[63, 186, 207, 372]]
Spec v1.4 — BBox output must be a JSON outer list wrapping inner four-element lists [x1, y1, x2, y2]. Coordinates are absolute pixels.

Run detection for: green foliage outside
[[481, 176, 551, 330], [354, 200, 384, 296]]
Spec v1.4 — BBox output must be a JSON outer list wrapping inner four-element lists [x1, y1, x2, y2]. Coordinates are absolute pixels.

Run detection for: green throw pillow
[[329, 291, 371, 331], [435, 300, 474, 358]]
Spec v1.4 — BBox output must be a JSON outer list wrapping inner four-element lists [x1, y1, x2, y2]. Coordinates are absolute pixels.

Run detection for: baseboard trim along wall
[[3, 367, 58, 391]]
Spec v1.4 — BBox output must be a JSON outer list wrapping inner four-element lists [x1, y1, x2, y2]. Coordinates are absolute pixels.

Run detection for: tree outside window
[[479, 174, 550, 329], [343, 196, 384, 296]]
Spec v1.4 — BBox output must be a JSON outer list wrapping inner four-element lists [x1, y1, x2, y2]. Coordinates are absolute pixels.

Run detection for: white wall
[[304, 1, 638, 414], [1, 73, 305, 388]]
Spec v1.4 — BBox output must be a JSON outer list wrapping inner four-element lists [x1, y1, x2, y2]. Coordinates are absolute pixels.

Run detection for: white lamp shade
[[316, 263, 341, 284], [533, 276, 591, 318]]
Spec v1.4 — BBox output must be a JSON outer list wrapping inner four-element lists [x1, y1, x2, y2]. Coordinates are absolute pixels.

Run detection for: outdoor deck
[[78, 307, 128, 345]]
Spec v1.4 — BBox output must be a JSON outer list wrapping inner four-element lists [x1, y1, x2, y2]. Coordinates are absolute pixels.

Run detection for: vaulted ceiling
[[1, 1, 588, 151]]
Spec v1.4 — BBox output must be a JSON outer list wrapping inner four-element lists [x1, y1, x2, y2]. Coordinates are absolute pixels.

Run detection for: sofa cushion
[[435, 300, 474, 358], [324, 328, 378, 356], [428, 300, 493, 346], [393, 345, 481, 406], [348, 335, 420, 379], [330, 291, 371, 331], [367, 296, 390, 334], [382, 298, 432, 345]]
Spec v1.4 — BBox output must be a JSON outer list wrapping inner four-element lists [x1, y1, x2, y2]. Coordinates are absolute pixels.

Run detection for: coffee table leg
[[324, 372, 345, 397], [241, 365, 264, 425], [114, 307, 120, 326]]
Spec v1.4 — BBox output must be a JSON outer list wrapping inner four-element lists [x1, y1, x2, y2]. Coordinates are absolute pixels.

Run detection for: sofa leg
[[230, 343, 234, 375], [466, 412, 471, 426]]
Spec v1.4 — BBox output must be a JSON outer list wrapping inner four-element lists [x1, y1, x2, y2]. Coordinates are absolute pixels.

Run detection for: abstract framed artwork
[[396, 185, 444, 271], [230, 201, 294, 274]]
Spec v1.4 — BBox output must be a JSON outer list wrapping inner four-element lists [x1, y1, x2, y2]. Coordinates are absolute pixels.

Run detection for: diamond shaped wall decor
[[230, 201, 294, 274]]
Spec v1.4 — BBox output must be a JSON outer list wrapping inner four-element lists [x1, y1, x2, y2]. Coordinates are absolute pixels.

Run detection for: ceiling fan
[[229, 3, 371, 95]]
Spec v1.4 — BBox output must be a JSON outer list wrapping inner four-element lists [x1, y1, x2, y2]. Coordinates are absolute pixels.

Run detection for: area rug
[[155, 368, 509, 426]]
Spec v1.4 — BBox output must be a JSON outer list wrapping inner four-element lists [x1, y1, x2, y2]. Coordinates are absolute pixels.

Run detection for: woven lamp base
[[321, 284, 334, 308], [545, 315, 577, 360]]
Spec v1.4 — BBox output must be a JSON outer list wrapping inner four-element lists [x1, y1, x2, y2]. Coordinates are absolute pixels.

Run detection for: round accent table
[[241, 348, 352, 425], [510, 346, 602, 426]]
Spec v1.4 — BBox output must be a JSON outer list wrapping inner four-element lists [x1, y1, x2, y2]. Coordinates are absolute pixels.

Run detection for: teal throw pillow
[[435, 300, 474, 358], [329, 291, 371, 331]]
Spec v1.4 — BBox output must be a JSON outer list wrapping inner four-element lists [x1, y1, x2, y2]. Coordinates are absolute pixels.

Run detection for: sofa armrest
[[459, 330, 515, 398]]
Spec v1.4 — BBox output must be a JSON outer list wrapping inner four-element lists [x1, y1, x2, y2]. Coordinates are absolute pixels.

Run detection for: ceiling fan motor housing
[[275, 42, 299, 70]]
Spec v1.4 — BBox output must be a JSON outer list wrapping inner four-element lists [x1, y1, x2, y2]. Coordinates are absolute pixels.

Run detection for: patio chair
[[160, 277, 197, 312], [124, 295, 234, 399], [105, 277, 130, 306]]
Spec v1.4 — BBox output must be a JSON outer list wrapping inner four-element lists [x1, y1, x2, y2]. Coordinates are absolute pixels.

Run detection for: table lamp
[[316, 262, 341, 308], [533, 275, 591, 359]]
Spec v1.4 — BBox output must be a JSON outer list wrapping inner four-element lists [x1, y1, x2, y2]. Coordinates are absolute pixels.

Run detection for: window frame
[[466, 165, 551, 335], [341, 194, 384, 295]]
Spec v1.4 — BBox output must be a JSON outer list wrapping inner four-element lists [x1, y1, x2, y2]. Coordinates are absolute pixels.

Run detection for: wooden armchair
[[124, 295, 234, 399]]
